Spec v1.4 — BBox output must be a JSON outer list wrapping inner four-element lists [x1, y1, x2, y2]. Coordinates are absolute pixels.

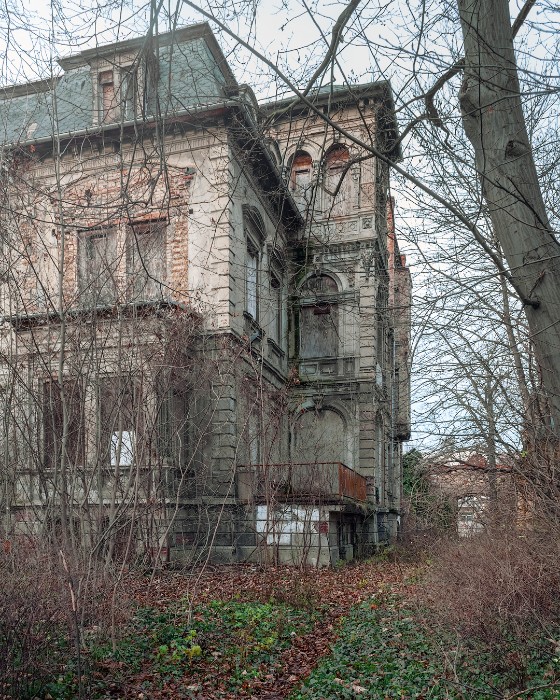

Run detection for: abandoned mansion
[[0, 23, 411, 564]]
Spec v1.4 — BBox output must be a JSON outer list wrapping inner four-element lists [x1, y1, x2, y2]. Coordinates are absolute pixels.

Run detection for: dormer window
[[99, 70, 117, 123], [97, 66, 141, 124]]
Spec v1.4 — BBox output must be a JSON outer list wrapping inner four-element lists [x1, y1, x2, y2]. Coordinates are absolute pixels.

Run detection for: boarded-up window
[[300, 274, 339, 358], [290, 151, 313, 212], [300, 304, 339, 358], [126, 221, 166, 301], [78, 228, 118, 306], [43, 379, 85, 469], [323, 145, 351, 217]]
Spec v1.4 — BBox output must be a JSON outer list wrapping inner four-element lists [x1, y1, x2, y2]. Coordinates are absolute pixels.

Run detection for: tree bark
[[457, 0, 560, 435]]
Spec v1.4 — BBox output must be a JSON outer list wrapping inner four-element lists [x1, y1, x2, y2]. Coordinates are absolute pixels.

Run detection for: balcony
[[237, 462, 368, 505]]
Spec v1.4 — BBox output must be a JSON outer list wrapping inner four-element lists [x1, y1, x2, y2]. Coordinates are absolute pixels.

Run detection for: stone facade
[[0, 23, 411, 564]]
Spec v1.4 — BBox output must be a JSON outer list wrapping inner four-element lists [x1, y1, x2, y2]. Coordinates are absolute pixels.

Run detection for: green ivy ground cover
[[291, 597, 560, 700], [43, 599, 317, 698]]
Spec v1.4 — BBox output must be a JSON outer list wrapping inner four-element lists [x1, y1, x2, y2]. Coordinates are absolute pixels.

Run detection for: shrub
[[0, 548, 70, 699], [423, 525, 560, 646]]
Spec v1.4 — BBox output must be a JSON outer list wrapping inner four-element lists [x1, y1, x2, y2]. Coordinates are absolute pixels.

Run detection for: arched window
[[243, 206, 266, 321], [289, 151, 313, 212], [323, 144, 351, 217], [299, 274, 339, 359]]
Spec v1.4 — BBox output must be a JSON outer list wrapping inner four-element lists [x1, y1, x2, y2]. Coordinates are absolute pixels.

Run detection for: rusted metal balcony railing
[[237, 462, 368, 504]]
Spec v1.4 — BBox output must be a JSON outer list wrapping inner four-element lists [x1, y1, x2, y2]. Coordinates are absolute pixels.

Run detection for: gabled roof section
[[0, 23, 238, 145]]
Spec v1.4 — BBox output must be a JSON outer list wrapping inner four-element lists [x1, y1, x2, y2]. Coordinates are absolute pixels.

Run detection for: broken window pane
[[99, 378, 137, 466]]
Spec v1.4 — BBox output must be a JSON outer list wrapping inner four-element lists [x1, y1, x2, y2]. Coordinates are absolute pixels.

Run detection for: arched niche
[[292, 406, 350, 466]]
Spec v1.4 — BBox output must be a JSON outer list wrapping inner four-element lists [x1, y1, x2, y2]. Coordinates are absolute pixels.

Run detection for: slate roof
[[0, 23, 238, 145]]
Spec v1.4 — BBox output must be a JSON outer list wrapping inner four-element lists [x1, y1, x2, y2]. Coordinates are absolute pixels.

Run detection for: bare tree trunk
[[457, 0, 560, 433]]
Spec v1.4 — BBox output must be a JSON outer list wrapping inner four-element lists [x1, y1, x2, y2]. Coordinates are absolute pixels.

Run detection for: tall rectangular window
[[43, 380, 85, 470], [126, 221, 166, 301], [246, 245, 258, 319], [78, 228, 118, 306], [290, 152, 313, 212], [269, 275, 282, 345]]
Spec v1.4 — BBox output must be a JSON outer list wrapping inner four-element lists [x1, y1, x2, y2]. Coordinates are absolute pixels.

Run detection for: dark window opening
[[157, 386, 189, 467], [246, 243, 258, 319], [43, 379, 85, 470], [269, 275, 282, 344]]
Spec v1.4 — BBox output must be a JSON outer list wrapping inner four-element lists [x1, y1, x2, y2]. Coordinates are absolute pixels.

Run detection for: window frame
[[245, 241, 258, 320], [42, 378, 86, 471], [98, 69, 117, 124], [98, 376, 141, 469], [323, 144, 351, 218], [289, 151, 313, 213], [298, 274, 340, 359], [77, 226, 119, 307], [269, 273, 283, 346], [120, 66, 139, 121], [125, 219, 167, 302]]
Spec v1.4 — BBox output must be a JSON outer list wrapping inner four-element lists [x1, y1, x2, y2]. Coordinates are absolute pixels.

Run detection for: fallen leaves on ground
[[90, 560, 420, 700]]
